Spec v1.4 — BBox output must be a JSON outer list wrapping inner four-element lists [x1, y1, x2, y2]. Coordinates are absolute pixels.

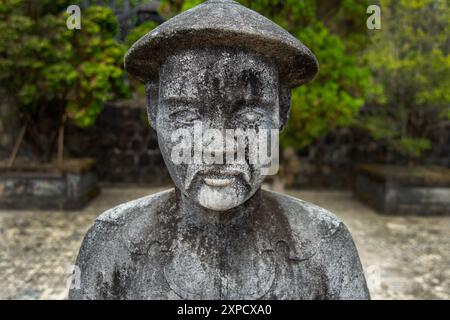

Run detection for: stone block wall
[[2, 99, 448, 188], [65, 101, 171, 186], [282, 126, 449, 189], [0, 160, 99, 210]]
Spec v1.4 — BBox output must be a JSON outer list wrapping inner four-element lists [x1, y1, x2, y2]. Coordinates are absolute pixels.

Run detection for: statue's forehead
[[160, 48, 279, 100]]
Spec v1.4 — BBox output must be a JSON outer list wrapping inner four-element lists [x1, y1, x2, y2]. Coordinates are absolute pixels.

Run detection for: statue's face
[[155, 48, 280, 211]]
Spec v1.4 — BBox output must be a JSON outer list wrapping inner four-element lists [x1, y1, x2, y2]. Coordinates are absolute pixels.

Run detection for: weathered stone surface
[[124, 0, 318, 86], [70, 0, 369, 300], [70, 189, 368, 299]]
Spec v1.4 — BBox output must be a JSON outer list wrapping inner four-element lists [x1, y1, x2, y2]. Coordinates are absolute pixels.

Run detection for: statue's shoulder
[[261, 190, 370, 299], [70, 189, 177, 299], [262, 190, 346, 260], [96, 188, 176, 225], [84, 188, 177, 255], [263, 189, 343, 237]]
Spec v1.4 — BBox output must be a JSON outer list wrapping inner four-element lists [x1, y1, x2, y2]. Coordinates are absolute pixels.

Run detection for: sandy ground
[[0, 187, 448, 300]]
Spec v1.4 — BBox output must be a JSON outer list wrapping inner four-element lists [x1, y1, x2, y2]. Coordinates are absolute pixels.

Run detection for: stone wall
[[283, 126, 450, 189], [3, 99, 448, 188], [0, 159, 99, 210], [65, 101, 171, 186]]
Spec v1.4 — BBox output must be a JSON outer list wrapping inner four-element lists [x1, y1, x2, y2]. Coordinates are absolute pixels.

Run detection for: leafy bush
[[359, 0, 450, 160], [0, 1, 128, 160]]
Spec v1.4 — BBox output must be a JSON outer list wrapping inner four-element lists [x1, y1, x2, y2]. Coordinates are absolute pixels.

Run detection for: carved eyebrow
[[162, 96, 276, 108], [160, 96, 200, 105], [238, 97, 276, 108]]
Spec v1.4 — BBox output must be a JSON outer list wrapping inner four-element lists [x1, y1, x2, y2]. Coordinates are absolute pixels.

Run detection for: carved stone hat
[[124, 0, 319, 88]]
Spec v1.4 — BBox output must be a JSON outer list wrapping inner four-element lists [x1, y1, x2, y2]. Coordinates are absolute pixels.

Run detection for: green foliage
[[283, 23, 374, 149], [359, 0, 450, 160], [125, 20, 159, 47], [159, 0, 375, 150], [0, 0, 128, 129], [125, 20, 160, 99]]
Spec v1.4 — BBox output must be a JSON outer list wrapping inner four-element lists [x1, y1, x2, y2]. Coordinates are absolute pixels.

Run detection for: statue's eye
[[238, 110, 263, 124], [170, 110, 200, 124]]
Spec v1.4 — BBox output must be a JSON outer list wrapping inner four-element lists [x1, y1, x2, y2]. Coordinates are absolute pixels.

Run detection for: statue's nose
[[202, 128, 238, 162]]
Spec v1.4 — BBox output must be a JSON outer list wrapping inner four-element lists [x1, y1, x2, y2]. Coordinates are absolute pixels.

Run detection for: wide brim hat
[[124, 0, 319, 88]]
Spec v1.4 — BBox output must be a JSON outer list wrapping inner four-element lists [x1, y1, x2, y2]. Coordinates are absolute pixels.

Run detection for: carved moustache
[[184, 163, 251, 191]]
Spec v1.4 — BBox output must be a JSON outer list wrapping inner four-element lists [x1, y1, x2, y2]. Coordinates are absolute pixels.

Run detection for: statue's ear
[[145, 81, 159, 128], [279, 83, 291, 131]]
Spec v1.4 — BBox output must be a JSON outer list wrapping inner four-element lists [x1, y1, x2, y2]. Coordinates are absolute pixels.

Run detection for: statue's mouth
[[201, 167, 250, 187], [184, 165, 252, 191], [203, 177, 235, 187]]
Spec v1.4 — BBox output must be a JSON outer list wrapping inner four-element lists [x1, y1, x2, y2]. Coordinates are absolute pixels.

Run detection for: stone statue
[[69, 0, 370, 300]]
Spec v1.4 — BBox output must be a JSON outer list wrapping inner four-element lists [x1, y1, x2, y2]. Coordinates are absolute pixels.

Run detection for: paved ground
[[0, 187, 448, 300]]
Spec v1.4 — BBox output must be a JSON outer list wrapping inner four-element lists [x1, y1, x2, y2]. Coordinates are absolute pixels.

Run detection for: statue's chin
[[197, 185, 247, 211]]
